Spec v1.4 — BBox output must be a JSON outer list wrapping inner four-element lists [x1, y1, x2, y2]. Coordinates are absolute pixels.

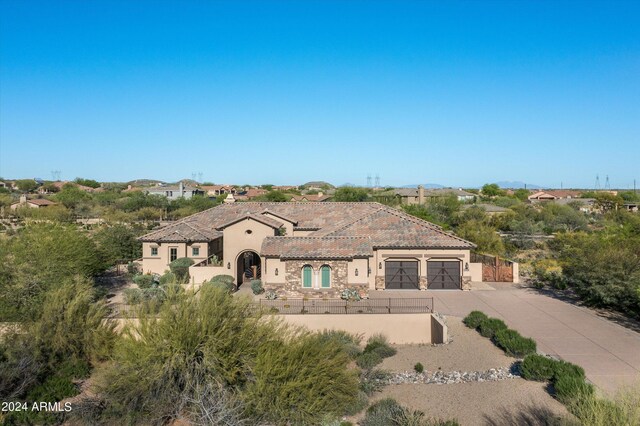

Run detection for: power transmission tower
[[605, 175, 610, 190], [375, 174, 380, 188], [366, 174, 372, 188], [51, 170, 61, 181], [595, 175, 601, 190], [198, 172, 203, 183]]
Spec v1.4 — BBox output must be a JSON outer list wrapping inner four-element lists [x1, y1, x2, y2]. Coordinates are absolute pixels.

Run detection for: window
[[320, 265, 331, 288], [192, 247, 200, 256], [170, 247, 178, 262], [151, 247, 158, 256], [302, 265, 312, 288]]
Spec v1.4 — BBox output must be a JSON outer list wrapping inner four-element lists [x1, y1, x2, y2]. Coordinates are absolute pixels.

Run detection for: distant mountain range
[[400, 183, 446, 189], [493, 181, 542, 189]]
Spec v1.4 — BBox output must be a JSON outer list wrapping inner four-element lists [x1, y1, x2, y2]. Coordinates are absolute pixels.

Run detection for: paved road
[[376, 286, 640, 394]]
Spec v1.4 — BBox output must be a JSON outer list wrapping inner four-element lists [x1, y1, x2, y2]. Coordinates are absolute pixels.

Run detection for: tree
[[456, 220, 505, 255], [594, 192, 624, 212], [481, 183, 505, 197], [263, 191, 288, 202], [41, 182, 60, 193], [333, 187, 369, 202], [15, 179, 38, 193], [74, 177, 101, 188], [95, 225, 142, 266], [514, 189, 530, 201], [54, 183, 90, 209]]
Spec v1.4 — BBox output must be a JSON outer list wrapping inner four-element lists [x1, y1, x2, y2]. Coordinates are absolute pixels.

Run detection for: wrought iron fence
[[257, 298, 434, 315]]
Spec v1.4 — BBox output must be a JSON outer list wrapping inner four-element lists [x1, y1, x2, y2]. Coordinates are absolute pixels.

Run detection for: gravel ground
[[379, 317, 515, 372], [366, 379, 570, 426]]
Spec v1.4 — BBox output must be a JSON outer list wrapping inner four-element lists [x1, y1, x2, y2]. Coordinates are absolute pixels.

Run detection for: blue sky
[[1, 1, 638, 188]]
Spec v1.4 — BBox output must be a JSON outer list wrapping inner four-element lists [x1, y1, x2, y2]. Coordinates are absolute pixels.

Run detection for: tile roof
[[216, 213, 284, 230], [139, 202, 474, 254], [262, 236, 372, 259]]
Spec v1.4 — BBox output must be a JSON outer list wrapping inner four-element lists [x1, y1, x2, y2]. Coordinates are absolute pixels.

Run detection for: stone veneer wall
[[264, 259, 367, 298]]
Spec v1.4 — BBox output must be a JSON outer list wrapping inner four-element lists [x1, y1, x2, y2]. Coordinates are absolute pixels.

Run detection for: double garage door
[[385, 260, 460, 290]]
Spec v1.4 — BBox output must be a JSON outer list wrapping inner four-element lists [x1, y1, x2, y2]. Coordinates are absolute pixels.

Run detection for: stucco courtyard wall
[[281, 313, 440, 344]]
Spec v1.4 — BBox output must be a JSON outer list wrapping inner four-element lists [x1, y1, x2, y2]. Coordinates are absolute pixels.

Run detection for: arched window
[[302, 265, 313, 288], [320, 265, 331, 288]]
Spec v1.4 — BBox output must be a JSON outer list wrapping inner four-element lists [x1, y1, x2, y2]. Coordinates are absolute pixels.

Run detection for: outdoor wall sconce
[[368, 267, 371, 276], [355, 269, 359, 276], [464, 262, 469, 271], [275, 268, 279, 276], [227, 262, 231, 269], [378, 262, 382, 269]]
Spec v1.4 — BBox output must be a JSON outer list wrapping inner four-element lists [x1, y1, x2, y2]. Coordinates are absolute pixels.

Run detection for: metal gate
[[427, 261, 461, 289], [385, 261, 419, 290]]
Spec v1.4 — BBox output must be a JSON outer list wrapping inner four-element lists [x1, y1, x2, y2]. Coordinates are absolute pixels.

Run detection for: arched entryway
[[236, 250, 261, 287]]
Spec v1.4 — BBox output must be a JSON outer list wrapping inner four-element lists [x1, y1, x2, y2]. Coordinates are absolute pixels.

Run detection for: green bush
[[26, 375, 77, 402], [123, 288, 143, 305], [245, 333, 360, 424], [478, 318, 508, 338], [364, 334, 397, 358], [494, 329, 537, 357], [414, 362, 424, 373], [169, 257, 194, 283], [250, 279, 264, 295], [209, 279, 235, 293], [554, 374, 594, 403], [356, 351, 383, 370], [132, 273, 155, 289], [211, 274, 234, 284], [344, 391, 369, 416], [520, 354, 557, 381], [319, 329, 362, 359], [553, 360, 585, 381], [159, 271, 177, 285], [362, 398, 405, 426], [463, 310, 489, 329], [359, 369, 391, 396]]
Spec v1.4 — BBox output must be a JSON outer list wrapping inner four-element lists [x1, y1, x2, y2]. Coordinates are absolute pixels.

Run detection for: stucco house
[[377, 186, 476, 205], [145, 182, 204, 200], [10, 194, 57, 210], [138, 202, 494, 298]]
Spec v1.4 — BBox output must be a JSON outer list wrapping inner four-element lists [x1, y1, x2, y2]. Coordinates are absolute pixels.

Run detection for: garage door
[[385, 261, 419, 290], [427, 261, 461, 289]]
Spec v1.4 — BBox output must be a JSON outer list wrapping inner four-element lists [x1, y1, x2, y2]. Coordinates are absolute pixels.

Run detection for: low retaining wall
[[430, 314, 448, 344], [282, 313, 435, 344]]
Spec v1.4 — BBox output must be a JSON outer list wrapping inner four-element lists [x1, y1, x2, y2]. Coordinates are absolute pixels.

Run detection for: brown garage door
[[385, 261, 419, 290], [427, 261, 461, 289]]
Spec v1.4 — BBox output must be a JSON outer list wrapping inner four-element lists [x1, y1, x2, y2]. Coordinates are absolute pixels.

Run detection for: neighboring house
[[145, 182, 204, 200], [138, 202, 492, 298], [39, 181, 97, 194], [273, 185, 298, 191], [377, 186, 476, 205], [10, 194, 57, 210], [200, 185, 238, 197], [290, 193, 333, 202], [0, 181, 6, 188], [623, 202, 639, 213], [462, 203, 510, 216], [528, 190, 582, 202]]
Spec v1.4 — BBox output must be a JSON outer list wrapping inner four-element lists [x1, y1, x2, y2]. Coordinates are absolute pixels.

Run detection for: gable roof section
[[261, 209, 298, 225], [262, 236, 372, 259], [139, 221, 221, 243], [216, 213, 284, 230]]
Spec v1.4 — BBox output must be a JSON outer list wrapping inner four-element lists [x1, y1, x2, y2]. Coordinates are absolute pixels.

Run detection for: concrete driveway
[[373, 286, 640, 394]]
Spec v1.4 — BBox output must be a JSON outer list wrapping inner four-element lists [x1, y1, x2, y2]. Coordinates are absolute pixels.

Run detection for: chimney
[[418, 185, 425, 205], [224, 193, 236, 203], [318, 191, 324, 197], [179, 181, 184, 194], [19, 194, 27, 204]]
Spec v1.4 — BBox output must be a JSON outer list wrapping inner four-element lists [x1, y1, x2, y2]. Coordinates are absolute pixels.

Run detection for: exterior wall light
[[355, 269, 359, 276], [464, 262, 469, 271], [227, 262, 231, 269], [275, 268, 279, 276], [368, 267, 371, 276], [378, 262, 382, 269]]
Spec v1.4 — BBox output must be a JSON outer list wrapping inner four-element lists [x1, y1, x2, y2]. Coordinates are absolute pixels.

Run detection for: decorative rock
[[385, 367, 518, 385]]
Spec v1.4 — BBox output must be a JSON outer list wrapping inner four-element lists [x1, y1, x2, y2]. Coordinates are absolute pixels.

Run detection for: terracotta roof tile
[[262, 236, 372, 259]]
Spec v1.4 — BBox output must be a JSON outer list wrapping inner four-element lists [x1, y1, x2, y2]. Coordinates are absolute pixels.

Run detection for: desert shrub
[[169, 257, 194, 283], [159, 271, 177, 285], [132, 273, 155, 289], [344, 391, 369, 416], [244, 332, 359, 424], [123, 288, 143, 305], [553, 360, 585, 381], [319, 329, 362, 359], [463, 310, 488, 329], [554, 374, 594, 403], [494, 329, 537, 357], [478, 318, 508, 338], [341, 288, 362, 301], [127, 261, 141, 275], [250, 279, 264, 295], [520, 354, 557, 381], [209, 279, 235, 293], [356, 351, 383, 370], [211, 274, 234, 284], [364, 334, 397, 358], [359, 369, 391, 396], [265, 290, 278, 300], [414, 362, 424, 373], [362, 398, 405, 426], [566, 384, 640, 426]]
